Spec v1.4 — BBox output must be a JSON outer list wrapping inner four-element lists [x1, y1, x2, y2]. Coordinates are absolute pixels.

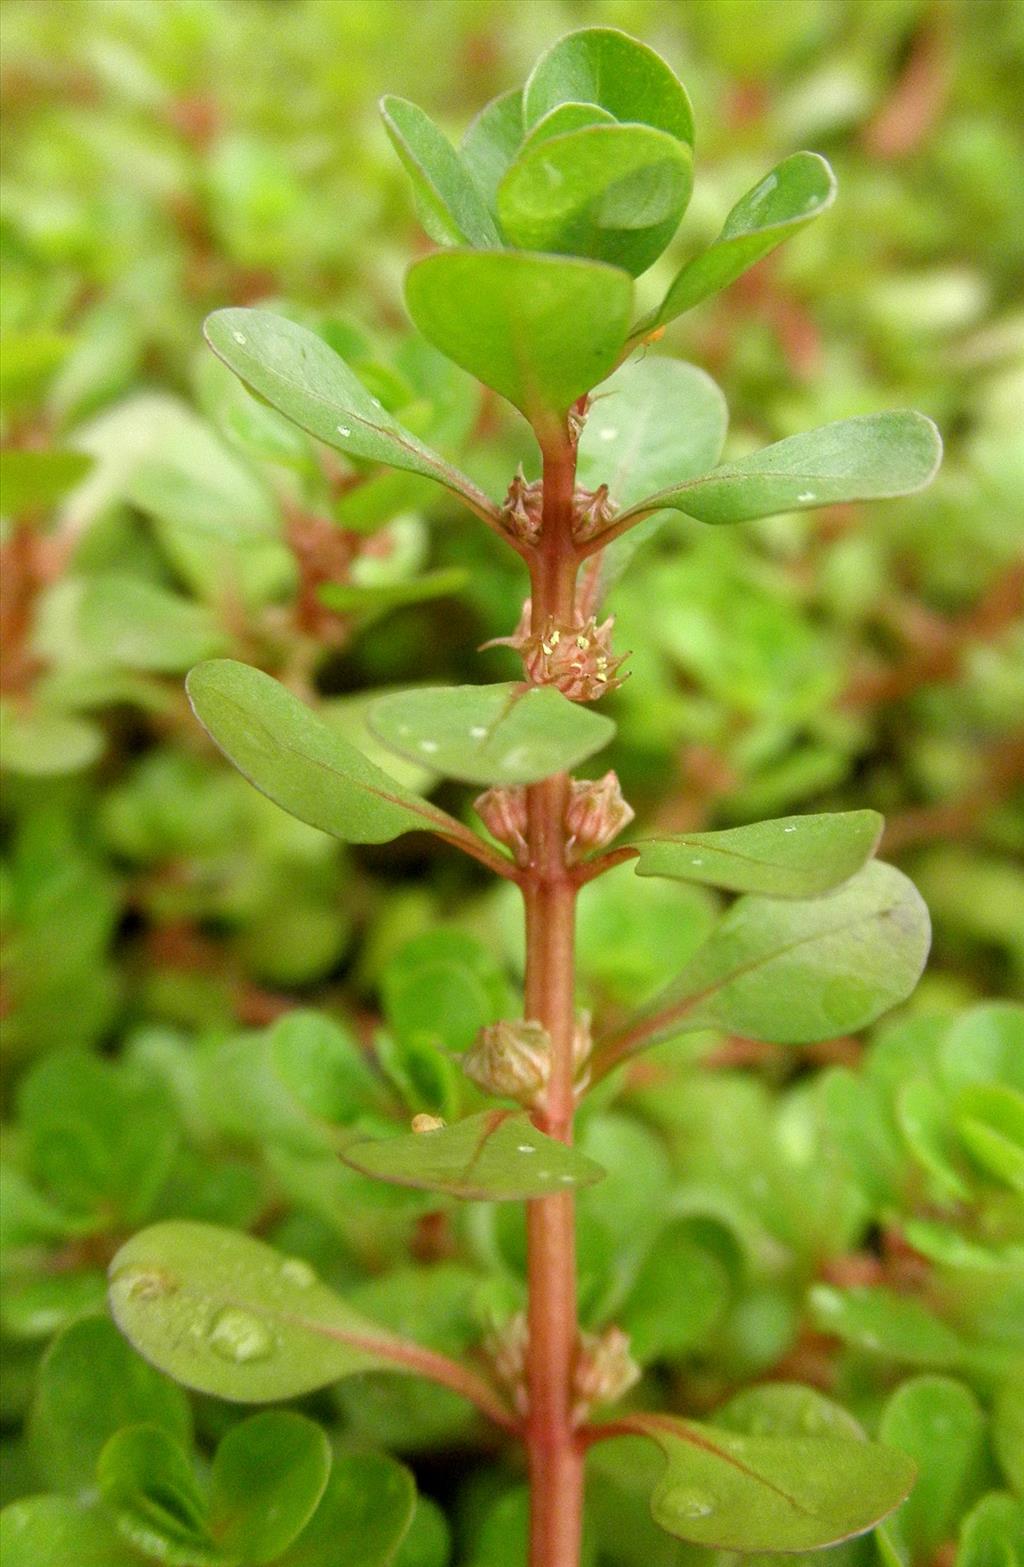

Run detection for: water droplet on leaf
[[114, 1266, 179, 1302], [517, 1144, 536, 1154], [599, 427, 618, 442], [280, 1257, 316, 1288], [207, 1307, 275, 1363], [663, 1488, 715, 1521], [232, 331, 247, 345], [337, 424, 351, 437]]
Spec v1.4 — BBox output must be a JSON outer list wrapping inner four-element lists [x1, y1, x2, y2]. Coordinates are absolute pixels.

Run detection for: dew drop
[[114, 1266, 178, 1303], [517, 1144, 536, 1154], [371, 397, 383, 408], [232, 331, 247, 345], [691, 856, 704, 866], [599, 427, 619, 442], [280, 1257, 316, 1288], [663, 1487, 715, 1521], [559, 1174, 575, 1184], [207, 1307, 275, 1363], [337, 424, 351, 437], [783, 825, 797, 833], [797, 491, 816, 503], [469, 726, 487, 739], [420, 739, 439, 754]]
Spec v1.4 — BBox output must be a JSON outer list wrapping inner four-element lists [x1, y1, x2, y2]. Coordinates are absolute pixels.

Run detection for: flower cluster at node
[[572, 1325, 641, 1423], [474, 784, 529, 865], [486, 600, 628, 702], [571, 482, 617, 543]]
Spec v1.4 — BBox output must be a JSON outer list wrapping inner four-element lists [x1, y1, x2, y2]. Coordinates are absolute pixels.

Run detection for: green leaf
[[0, 449, 92, 514], [380, 96, 500, 247], [97, 1424, 213, 1565], [185, 660, 484, 852], [627, 1411, 915, 1551], [391, 1497, 451, 1567], [993, 1374, 1024, 1495], [108, 1220, 441, 1402], [208, 1413, 331, 1564], [382, 930, 511, 1055], [942, 1003, 1024, 1092], [955, 1083, 1024, 1191], [0, 1496, 138, 1567], [877, 1377, 987, 1565], [18, 1049, 179, 1226], [497, 124, 692, 277], [620, 1224, 731, 1363], [404, 251, 633, 436], [28, 1316, 191, 1495], [617, 412, 943, 527], [523, 28, 694, 147], [523, 103, 616, 146], [204, 311, 491, 517], [459, 89, 524, 214], [956, 1493, 1024, 1567], [77, 575, 227, 673], [0, 703, 104, 777], [368, 682, 615, 786], [277, 1449, 416, 1567], [341, 1110, 606, 1200], [599, 861, 930, 1058], [269, 1011, 381, 1126], [577, 356, 728, 513], [317, 568, 468, 621], [633, 810, 883, 897], [716, 1381, 867, 1442], [640, 153, 836, 330], [808, 1285, 965, 1367]]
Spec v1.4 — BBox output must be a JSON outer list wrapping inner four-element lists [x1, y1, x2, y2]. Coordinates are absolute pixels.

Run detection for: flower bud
[[463, 1019, 551, 1103], [572, 483, 618, 543], [500, 466, 544, 545], [573, 1326, 640, 1421], [565, 771, 634, 861], [474, 786, 529, 866], [486, 1311, 530, 1415]]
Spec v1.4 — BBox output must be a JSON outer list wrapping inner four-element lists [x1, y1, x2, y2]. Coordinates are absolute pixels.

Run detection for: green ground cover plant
[[1, 4, 1022, 1567]]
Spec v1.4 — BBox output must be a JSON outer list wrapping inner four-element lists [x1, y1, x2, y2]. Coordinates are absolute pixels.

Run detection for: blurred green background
[[1, 2, 1022, 1563]]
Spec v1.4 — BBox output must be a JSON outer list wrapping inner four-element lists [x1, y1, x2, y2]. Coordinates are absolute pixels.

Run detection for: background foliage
[[1, 2, 1022, 1564]]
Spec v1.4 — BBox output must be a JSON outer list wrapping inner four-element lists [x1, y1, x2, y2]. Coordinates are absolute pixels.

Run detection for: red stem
[[522, 434, 586, 1567]]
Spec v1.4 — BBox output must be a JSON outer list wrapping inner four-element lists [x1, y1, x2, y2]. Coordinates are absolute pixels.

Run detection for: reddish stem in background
[[521, 432, 586, 1567]]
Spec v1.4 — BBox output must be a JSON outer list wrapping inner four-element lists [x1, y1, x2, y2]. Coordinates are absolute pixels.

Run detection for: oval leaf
[[641, 152, 836, 330], [404, 250, 633, 436], [523, 28, 694, 147], [498, 124, 693, 277], [109, 1221, 442, 1402], [368, 681, 615, 786], [380, 96, 500, 248], [0, 1496, 138, 1567], [598, 861, 931, 1062], [204, 310, 492, 518], [633, 810, 883, 896], [578, 356, 728, 512], [341, 1110, 606, 1200], [628, 1413, 916, 1552], [876, 1377, 987, 1565], [186, 660, 484, 852], [276, 1450, 416, 1567], [617, 411, 942, 527], [97, 1424, 212, 1563], [459, 88, 524, 214], [209, 1412, 331, 1564]]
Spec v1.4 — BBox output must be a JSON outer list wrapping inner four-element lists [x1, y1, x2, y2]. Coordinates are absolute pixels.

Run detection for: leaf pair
[[185, 660, 616, 856], [97, 1412, 329, 1566], [383, 29, 696, 279]]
